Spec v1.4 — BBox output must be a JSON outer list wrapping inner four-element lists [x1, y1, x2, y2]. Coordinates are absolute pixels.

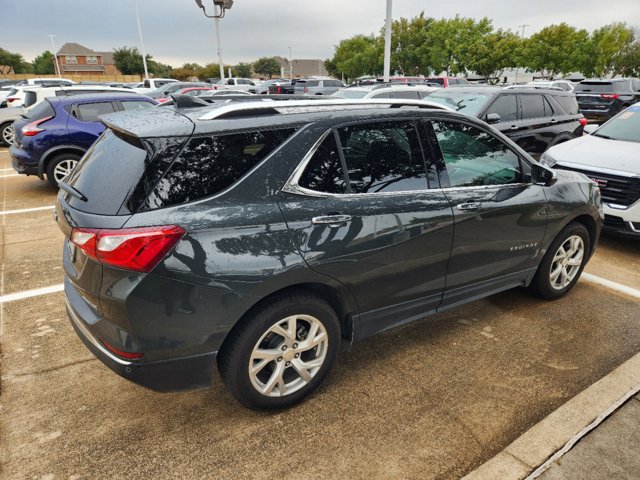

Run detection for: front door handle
[[456, 202, 482, 211], [312, 214, 352, 226]]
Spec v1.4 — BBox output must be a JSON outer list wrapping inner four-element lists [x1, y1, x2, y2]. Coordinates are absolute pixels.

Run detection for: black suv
[[57, 99, 602, 409], [575, 79, 640, 122], [427, 87, 586, 154]]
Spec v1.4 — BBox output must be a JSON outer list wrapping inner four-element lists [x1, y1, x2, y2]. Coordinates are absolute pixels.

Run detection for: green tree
[[424, 16, 493, 75], [521, 24, 586, 78], [32, 50, 55, 75], [584, 23, 635, 77], [233, 62, 253, 78], [466, 30, 522, 83], [389, 13, 433, 75], [330, 34, 383, 81], [616, 40, 640, 77], [113, 46, 170, 77], [253, 57, 281, 78], [0, 47, 31, 73], [198, 63, 222, 80], [324, 58, 339, 78]]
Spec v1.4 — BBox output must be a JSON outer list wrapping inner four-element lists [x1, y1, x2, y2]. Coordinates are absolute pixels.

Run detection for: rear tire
[[531, 222, 590, 300], [218, 292, 341, 410], [0, 122, 14, 147], [46, 153, 81, 188]]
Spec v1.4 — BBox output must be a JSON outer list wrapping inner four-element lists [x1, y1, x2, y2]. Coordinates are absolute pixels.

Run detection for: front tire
[[218, 292, 341, 410], [532, 222, 590, 300], [46, 153, 81, 188]]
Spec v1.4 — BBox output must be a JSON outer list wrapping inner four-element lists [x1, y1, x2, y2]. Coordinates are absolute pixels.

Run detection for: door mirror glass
[[485, 113, 501, 124], [532, 163, 556, 186]]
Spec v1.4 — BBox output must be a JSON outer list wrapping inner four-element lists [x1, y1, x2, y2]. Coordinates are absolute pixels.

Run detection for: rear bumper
[[9, 145, 39, 176], [65, 280, 217, 392], [578, 109, 616, 122]]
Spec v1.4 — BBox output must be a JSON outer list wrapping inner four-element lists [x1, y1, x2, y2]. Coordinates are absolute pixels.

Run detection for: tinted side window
[[520, 94, 545, 119], [371, 91, 392, 98], [76, 102, 116, 122], [486, 94, 517, 122], [141, 128, 297, 210], [553, 95, 579, 115], [299, 134, 347, 194], [543, 96, 555, 116], [432, 121, 522, 187], [306, 80, 320, 87], [338, 121, 427, 193]]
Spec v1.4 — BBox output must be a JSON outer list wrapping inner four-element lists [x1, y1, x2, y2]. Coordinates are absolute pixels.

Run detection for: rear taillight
[[276, 86, 282, 94], [579, 117, 588, 127], [70, 225, 185, 272], [6, 97, 18, 102], [157, 97, 170, 103], [102, 341, 144, 359], [600, 94, 619, 99], [22, 116, 53, 136], [304, 86, 308, 93]]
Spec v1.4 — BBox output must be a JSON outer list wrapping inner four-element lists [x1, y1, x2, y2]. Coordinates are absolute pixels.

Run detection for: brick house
[[56, 43, 121, 76]]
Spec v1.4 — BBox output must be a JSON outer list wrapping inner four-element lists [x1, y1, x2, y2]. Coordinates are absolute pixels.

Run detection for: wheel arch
[[38, 146, 86, 179], [569, 214, 598, 258], [217, 282, 356, 365]]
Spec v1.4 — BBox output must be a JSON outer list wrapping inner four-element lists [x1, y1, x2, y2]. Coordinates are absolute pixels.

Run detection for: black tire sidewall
[[534, 223, 590, 300], [220, 295, 341, 410], [46, 153, 81, 187]]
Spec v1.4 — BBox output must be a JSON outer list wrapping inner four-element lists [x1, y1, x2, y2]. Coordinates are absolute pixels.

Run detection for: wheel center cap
[[283, 349, 295, 362]]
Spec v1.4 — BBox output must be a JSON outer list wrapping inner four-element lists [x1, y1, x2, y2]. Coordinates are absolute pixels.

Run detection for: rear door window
[[337, 120, 428, 193], [486, 94, 517, 122], [76, 102, 116, 122], [23, 91, 38, 108], [393, 90, 420, 99], [140, 128, 297, 210], [299, 133, 347, 194], [520, 94, 546, 119]]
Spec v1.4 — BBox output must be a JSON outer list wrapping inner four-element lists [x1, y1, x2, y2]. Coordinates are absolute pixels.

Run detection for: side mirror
[[583, 124, 598, 134], [532, 163, 557, 187], [486, 113, 501, 124]]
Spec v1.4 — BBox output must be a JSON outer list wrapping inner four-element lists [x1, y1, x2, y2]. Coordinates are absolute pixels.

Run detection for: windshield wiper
[[58, 180, 88, 202]]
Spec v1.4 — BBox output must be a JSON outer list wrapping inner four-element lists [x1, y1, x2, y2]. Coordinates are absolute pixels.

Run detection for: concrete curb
[[462, 352, 640, 480]]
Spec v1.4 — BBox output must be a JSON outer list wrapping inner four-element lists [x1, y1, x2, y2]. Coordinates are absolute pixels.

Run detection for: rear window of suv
[[575, 81, 629, 93], [553, 95, 580, 115]]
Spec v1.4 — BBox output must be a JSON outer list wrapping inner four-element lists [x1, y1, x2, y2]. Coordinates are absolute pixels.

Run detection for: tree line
[[324, 14, 640, 83], [0, 45, 284, 80]]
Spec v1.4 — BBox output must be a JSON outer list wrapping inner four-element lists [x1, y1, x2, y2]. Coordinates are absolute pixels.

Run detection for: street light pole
[[135, 0, 150, 80], [514, 24, 529, 84], [215, 8, 225, 81], [383, 0, 392, 82], [288, 46, 292, 79], [48, 35, 61, 77]]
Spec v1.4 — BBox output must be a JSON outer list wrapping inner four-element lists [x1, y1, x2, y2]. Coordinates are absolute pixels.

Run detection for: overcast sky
[[2, 0, 639, 67]]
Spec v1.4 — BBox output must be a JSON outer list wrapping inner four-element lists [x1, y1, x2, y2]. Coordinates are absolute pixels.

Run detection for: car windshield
[[593, 106, 640, 143], [331, 90, 368, 99], [426, 92, 491, 117]]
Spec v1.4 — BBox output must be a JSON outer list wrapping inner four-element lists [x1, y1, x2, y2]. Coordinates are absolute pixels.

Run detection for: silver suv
[[295, 78, 345, 95]]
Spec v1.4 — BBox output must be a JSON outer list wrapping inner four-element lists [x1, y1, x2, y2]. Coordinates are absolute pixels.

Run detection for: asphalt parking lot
[[1, 146, 638, 479]]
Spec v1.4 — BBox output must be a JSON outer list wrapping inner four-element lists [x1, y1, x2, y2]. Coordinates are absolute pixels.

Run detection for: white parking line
[[0, 168, 14, 172], [0, 205, 54, 215], [582, 273, 640, 300], [0, 174, 19, 178], [0, 283, 64, 304]]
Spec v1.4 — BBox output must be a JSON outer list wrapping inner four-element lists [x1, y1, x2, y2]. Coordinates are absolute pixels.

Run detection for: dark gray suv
[[57, 99, 603, 409]]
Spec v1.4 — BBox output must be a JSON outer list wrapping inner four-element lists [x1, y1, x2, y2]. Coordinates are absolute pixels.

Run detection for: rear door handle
[[456, 202, 482, 211], [509, 125, 520, 131], [312, 214, 352, 226]]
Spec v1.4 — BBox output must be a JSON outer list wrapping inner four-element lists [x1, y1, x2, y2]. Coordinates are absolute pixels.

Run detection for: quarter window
[[486, 94, 517, 122], [432, 121, 522, 187], [337, 121, 428, 193], [141, 128, 297, 210]]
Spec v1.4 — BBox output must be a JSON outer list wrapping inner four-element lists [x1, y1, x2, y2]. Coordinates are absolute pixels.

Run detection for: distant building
[[274, 56, 329, 79], [56, 43, 121, 76]]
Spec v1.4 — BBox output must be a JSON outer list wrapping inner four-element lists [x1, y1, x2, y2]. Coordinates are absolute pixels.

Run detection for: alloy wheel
[[549, 235, 584, 290], [53, 159, 78, 183], [1, 124, 14, 145], [248, 314, 328, 397]]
